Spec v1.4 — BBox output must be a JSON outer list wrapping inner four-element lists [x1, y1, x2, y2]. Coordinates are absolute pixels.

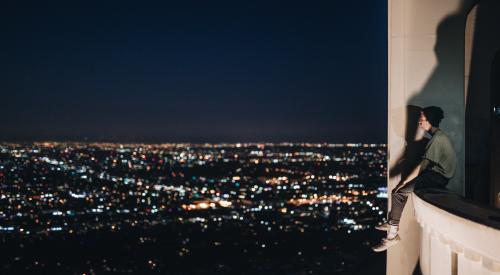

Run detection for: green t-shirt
[[422, 127, 457, 179]]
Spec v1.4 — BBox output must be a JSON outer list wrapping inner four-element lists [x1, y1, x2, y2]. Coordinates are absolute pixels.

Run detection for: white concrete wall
[[387, 0, 474, 274], [413, 194, 500, 275]]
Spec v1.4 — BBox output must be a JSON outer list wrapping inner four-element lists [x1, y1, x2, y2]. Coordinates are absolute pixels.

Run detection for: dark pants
[[388, 170, 449, 225]]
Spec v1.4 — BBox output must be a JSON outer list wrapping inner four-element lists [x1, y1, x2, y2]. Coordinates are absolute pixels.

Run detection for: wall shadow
[[491, 49, 500, 208], [388, 1, 479, 274], [412, 259, 422, 275], [390, 0, 478, 194], [465, 0, 500, 207], [389, 105, 428, 188]]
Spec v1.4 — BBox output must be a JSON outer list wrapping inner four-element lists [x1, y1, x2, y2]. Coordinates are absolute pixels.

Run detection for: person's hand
[[393, 180, 408, 193]]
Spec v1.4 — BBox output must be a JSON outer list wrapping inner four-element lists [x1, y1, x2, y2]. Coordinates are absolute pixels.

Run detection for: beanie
[[422, 106, 444, 127]]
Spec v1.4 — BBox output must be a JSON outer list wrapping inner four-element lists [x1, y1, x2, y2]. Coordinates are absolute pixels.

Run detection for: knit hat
[[422, 106, 444, 127]]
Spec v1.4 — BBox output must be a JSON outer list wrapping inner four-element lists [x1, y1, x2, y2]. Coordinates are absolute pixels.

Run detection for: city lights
[[0, 142, 387, 273]]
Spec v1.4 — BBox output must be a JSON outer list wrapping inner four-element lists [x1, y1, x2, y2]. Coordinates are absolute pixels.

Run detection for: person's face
[[419, 112, 432, 131]]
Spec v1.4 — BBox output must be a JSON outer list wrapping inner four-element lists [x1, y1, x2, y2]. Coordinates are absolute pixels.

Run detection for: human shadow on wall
[[387, 1, 479, 274], [412, 260, 422, 275], [390, 0, 478, 191], [389, 105, 428, 187]]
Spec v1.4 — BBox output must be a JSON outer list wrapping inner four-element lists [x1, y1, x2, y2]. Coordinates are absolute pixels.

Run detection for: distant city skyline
[[0, 142, 387, 274], [0, 1, 387, 143]]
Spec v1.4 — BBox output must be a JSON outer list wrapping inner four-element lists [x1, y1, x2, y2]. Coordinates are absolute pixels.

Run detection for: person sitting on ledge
[[372, 106, 457, 252]]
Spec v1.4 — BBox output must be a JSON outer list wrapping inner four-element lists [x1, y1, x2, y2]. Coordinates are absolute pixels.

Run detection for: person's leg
[[414, 170, 449, 190], [373, 171, 438, 252], [387, 176, 422, 226]]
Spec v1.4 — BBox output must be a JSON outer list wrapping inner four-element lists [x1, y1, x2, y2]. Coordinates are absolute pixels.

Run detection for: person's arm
[[395, 137, 437, 190], [402, 159, 426, 184], [405, 135, 437, 183], [405, 165, 419, 184], [394, 159, 430, 192], [418, 159, 430, 175]]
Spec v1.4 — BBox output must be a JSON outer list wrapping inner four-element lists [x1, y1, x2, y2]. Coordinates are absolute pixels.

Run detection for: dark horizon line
[[0, 137, 387, 145]]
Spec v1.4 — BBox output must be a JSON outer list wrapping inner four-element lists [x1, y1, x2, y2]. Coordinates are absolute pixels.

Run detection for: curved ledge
[[414, 188, 500, 230], [413, 189, 500, 273]]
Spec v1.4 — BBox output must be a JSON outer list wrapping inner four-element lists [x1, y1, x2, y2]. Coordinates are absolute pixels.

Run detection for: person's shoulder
[[434, 128, 444, 135], [434, 129, 455, 147], [427, 129, 448, 145], [433, 128, 448, 139]]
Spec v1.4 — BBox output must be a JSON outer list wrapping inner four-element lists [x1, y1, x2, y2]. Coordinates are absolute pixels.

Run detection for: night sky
[[0, 1, 387, 143]]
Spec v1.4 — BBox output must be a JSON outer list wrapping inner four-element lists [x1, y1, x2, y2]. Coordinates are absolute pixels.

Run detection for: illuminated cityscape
[[0, 0, 392, 274], [0, 142, 387, 274]]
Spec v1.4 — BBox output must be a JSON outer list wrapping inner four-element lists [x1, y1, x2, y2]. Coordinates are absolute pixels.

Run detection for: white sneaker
[[374, 223, 390, 231], [371, 235, 401, 252]]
